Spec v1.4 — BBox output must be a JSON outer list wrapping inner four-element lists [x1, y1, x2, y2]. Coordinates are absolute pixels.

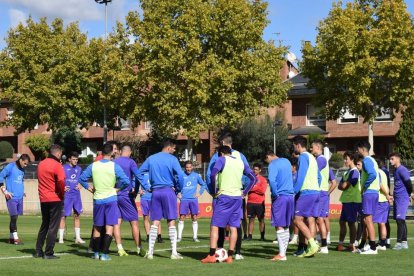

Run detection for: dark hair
[[355, 140, 371, 152], [107, 140, 119, 149], [389, 152, 401, 159], [292, 135, 307, 148], [102, 143, 114, 155], [67, 151, 79, 159], [265, 150, 275, 158], [343, 151, 355, 160], [290, 157, 298, 168], [49, 144, 63, 155], [18, 154, 31, 162], [217, 145, 232, 156], [220, 133, 233, 146], [184, 161, 193, 166], [163, 139, 176, 148], [253, 163, 262, 170]]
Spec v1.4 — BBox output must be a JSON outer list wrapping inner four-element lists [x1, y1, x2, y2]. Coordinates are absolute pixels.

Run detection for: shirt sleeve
[[268, 162, 278, 193], [210, 157, 226, 194], [399, 168, 413, 195], [242, 165, 257, 196], [348, 169, 359, 186], [294, 154, 309, 194], [55, 164, 66, 200], [197, 174, 207, 195], [329, 169, 335, 182], [137, 159, 150, 191], [0, 163, 12, 185], [206, 153, 218, 186], [114, 164, 130, 190], [172, 158, 184, 192], [79, 164, 93, 189], [362, 158, 377, 189], [316, 156, 327, 171]]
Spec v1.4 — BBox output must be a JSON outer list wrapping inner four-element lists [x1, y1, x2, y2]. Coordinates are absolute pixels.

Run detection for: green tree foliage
[[51, 127, 83, 156], [119, 0, 291, 139], [301, 0, 414, 131], [25, 134, 50, 160], [395, 106, 414, 160], [115, 135, 144, 162], [0, 141, 14, 160], [229, 114, 290, 162], [0, 17, 100, 133]]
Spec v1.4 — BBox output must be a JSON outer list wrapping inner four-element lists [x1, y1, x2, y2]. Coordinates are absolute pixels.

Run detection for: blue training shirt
[[114, 156, 140, 197], [139, 173, 152, 201], [0, 162, 25, 200], [137, 152, 184, 191], [180, 171, 206, 200], [268, 157, 294, 197]]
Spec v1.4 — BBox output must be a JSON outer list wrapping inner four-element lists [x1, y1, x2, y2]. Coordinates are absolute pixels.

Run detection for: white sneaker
[[177, 238, 182, 243], [376, 245, 386, 251], [144, 252, 153, 260], [393, 243, 403, 250], [402, 242, 409, 249], [58, 239, 64, 244], [235, 254, 244, 260], [359, 248, 378, 255], [272, 239, 278, 244], [289, 236, 298, 245], [363, 244, 370, 251], [319, 246, 329, 254], [193, 238, 200, 242], [171, 253, 183, 260], [75, 238, 86, 244]]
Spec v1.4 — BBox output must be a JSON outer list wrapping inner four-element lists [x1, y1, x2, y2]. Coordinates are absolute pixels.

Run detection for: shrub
[[0, 141, 14, 160]]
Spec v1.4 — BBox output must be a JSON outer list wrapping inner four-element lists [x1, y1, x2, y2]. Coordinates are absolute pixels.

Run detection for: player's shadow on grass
[[242, 244, 297, 259], [0, 238, 12, 244], [17, 248, 36, 255], [179, 250, 210, 261]]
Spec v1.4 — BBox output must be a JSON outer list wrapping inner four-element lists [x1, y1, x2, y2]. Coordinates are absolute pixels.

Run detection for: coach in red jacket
[[34, 144, 65, 259], [246, 163, 268, 241]]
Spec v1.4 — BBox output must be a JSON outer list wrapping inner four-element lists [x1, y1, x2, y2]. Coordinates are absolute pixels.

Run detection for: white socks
[[178, 221, 184, 239], [148, 225, 158, 255], [192, 221, 198, 239], [12, 232, 19, 240], [169, 226, 178, 255], [58, 229, 64, 241], [75, 228, 81, 240], [117, 244, 124, 251], [277, 229, 290, 257]]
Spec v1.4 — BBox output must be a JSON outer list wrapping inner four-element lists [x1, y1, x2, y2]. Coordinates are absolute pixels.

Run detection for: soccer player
[[288, 158, 299, 245], [113, 144, 144, 257], [138, 174, 163, 243], [0, 154, 30, 245], [311, 140, 329, 254], [137, 140, 184, 260], [58, 152, 85, 244], [206, 133, 250, 260], [201, 146, 256, 263], [79, 143, 130, 261], [292, 135, 320, 258], [356, 140, 380, 255], [246, 163, 267, 241], [373, 158, 391, 251], [389, 152, 412, 250], [177, 161, 206, 243], [265, 151, 294, 261], [337, 152, 361, 252], [377, 156, 391, 248]]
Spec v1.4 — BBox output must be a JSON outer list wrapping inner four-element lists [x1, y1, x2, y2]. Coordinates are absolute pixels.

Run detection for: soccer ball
[[215, 248, 228, 263]]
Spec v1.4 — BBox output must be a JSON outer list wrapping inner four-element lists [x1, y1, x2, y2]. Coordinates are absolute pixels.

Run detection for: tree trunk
[[368, 121, 374, 156]]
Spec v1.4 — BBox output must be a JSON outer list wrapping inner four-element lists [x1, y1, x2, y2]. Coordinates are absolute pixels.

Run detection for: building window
[[6, 107, 14, 119], [374, 108, 393, 122], [144, 121, 152, 130], [306, 104, 325, 127], [338, 109, 358, 124], [119, 118, 130, 130]]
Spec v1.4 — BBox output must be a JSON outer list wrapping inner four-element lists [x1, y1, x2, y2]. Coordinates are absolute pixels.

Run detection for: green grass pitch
[[0, 215, 412, 275]]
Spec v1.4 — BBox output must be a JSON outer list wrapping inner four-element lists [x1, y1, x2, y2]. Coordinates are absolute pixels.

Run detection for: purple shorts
[[393, 196, 410, 220], [7, 199, 23, 216], [373, 202, 390, 223], [211, 195, 242, 228], [340, 202, 361, 222], [141, 199, 151, 216], [150, 187, 178, 221], [318, 191, 330, 218], [361, 192, 378, 216], [118, 196, 138, 222], [295, 193, 320, 218], [93, 200, 120, 227], [180, 199, 199, 216], [63, 196, 83, 217], [271, 195, 294, 227]]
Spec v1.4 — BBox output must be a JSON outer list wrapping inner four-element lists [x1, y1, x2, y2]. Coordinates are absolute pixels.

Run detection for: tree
[[395, 106, 414, 160], [0, 141, 14, 161], [227, 114, 290, 162], [51, 127, 83, 156], [117, 0, 290, 141], [301, 0, 414, 154], [0, 17, 101, 133], [25, 135, 50, 160], [115, 135, 144, 163]]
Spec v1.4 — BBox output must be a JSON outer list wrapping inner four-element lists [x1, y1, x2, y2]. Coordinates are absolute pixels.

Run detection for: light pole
[[273, 119, 282, 154], [94, 0, 112, 144]]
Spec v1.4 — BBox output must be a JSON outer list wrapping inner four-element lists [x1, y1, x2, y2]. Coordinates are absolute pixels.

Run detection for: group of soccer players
[[0, 134, 412, 262]]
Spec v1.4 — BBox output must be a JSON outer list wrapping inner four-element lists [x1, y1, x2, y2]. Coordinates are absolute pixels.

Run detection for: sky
[[0, 0, 413, 62]]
